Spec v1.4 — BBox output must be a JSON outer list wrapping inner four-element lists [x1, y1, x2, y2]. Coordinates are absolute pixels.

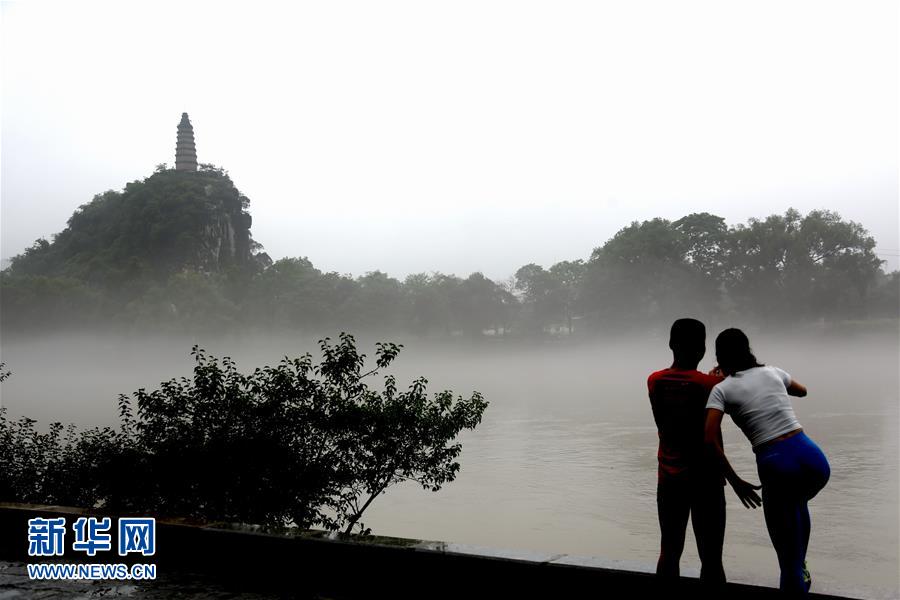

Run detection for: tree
[[340, 271, 406, 331], [548, 260, 585, 333], [869, 270, 900, 318], [672, 213, 728, 281], [514, 263, 563, 333], [581, 219, 701, 329], [722, 209, 882, 321], [796, 209, 882, 319], [0, 335, 488, 536], [245, 257, 333, 330], [0, 272, 104, 333], [452, 273, 514, 336], [321, 334, 488, 533], [404, 273, 450, 336]]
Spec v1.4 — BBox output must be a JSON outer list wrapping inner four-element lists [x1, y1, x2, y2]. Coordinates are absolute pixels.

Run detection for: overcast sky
[[2, 0, 897, 279]]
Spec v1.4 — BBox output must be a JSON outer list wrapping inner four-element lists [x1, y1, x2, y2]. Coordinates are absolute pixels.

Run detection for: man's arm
[[647, 374, 663, 428], [704, 408, 762, 509]]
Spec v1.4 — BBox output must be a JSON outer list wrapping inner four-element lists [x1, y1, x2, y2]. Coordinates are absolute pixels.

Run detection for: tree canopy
[[1, 164, 895, 335]]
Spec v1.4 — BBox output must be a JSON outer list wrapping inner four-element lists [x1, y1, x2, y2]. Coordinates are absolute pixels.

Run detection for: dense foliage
[[1, 164, 896, 334], [578, 210, 892, 329], [0, 335, 487, 534], [1, 165, 266, 331]]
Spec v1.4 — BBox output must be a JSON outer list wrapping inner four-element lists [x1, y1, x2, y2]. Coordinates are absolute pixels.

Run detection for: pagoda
[[175, 113, 198, 171]]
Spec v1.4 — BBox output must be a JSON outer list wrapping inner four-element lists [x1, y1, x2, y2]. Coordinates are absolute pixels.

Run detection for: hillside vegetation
[[2, 166, 897, 335]]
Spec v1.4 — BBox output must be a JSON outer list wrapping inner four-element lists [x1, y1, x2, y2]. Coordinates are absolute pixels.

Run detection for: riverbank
[[0, 503, 863, 599]]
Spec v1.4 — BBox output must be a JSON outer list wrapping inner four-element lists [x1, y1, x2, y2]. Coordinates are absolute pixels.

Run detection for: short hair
[[669, 318, 706, 350]]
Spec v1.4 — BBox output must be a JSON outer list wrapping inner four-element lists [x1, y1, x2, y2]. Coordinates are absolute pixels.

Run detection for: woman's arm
[[704, 408, 763, 509], [786, 379, 807, 397]]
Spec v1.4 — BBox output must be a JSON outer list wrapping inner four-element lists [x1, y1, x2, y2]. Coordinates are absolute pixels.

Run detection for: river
[[1, 331, 897, 598]]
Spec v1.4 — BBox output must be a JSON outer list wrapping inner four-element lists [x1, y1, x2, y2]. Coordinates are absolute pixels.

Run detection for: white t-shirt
[[706, 365, 802, 449]]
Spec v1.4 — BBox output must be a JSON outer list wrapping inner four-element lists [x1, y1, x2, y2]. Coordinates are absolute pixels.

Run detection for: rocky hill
[[1, 166, 270, 332], [6, 166, 269, 285]]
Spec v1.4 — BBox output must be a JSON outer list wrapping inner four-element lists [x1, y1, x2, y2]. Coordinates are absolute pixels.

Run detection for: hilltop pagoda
[[175, 112, 198, 171]]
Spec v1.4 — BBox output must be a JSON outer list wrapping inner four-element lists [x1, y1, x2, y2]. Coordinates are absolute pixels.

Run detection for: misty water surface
[[1, 331, 897, 599]]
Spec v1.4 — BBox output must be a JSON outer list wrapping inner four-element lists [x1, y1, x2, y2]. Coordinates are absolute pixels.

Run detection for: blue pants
[[755, 431, 830, 595]]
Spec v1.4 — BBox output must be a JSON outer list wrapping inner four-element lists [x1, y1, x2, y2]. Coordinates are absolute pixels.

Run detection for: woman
[[704, 328, 830, 595]]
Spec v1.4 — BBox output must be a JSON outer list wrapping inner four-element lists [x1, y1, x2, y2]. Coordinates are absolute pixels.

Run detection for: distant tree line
[[575, 210, 897, 330], [0, 166, 896, 335]]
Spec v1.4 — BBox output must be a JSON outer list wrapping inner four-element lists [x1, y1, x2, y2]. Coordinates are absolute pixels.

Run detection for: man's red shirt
[[647, 368, 723, 481]]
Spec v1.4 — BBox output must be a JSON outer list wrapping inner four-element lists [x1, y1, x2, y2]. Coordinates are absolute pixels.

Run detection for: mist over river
[[1, 331, 897, 598]]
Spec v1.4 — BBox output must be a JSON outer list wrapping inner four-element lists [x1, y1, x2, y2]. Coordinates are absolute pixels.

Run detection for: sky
[[1, 0, 898, 280]]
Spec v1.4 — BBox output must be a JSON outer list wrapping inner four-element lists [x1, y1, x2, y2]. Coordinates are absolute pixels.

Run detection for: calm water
[[1, 332, 898, 598]]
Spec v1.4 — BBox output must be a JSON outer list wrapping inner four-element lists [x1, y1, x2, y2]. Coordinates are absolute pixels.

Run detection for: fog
[[2, 1, 898, 596], [1, 330, 897, 597]]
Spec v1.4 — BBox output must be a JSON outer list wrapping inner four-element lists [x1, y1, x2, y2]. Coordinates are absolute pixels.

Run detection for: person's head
[[715, 328, 763, 375], [668, 318, 706, 368]]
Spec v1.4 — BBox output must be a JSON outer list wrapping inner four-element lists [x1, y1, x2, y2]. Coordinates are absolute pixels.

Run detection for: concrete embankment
[[0, 504, 857, 599]]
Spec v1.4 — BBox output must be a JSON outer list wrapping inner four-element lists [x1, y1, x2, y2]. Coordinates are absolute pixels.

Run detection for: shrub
[[0, 335, 487, 535]]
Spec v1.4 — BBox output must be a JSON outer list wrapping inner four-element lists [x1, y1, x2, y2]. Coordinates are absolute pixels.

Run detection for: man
[[647, 318, 726, 585]]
